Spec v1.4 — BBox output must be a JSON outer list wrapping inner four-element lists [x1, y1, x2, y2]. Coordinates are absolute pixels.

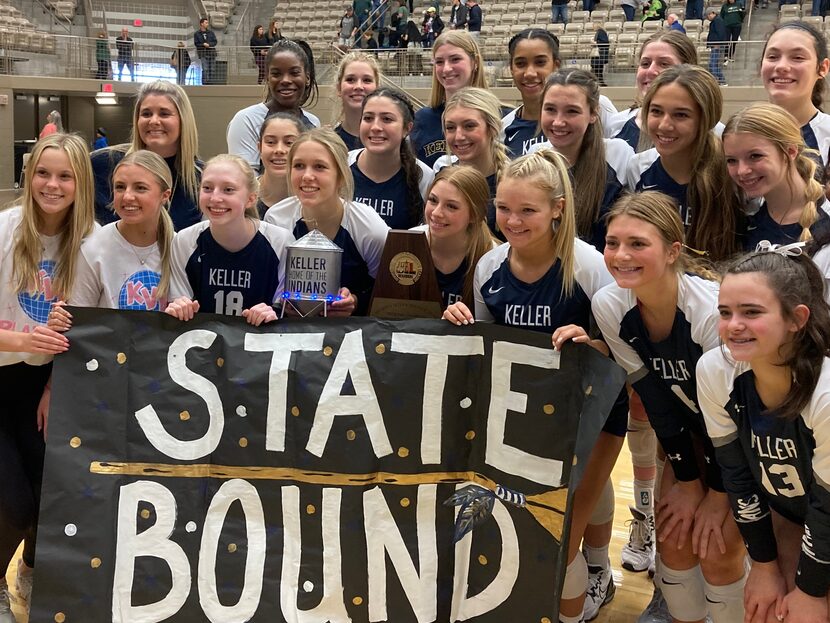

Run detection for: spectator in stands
[[360, 28, 379, 50], [618, 0, 636, 19], [93, 127, 108, 150], [591, 23, 610, 86], [194, 18, 217, 85], [422, 7, 443, 47], [706, 9, 728, 85], [551, 0, 569, 24], [466, 0, 482, 38], [411, 30, 487, 167], [389, 0, 409, 47], [227, 39, 321, 168], [449, 0, 467, 29], [91, 80, 203, 231], [641, 0, 665, 22], [720, 0, 744, 62], [686, 0, 703, 20], [354, 0, 372, 33], [266, 18, 283, 44], [338, 6, 358, 48], [95, 31, 110, 79], [250, 25, 270, 84], [39, 111, 62, 139], [171, 41, 191, 85], [116, 28, 134, 81], [666, 13, 686, 32]]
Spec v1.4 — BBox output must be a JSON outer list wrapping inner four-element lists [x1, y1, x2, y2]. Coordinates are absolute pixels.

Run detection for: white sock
[[559, 613, 583, 623], [583, 543, 610, 570], [633, 478, 654, 515]]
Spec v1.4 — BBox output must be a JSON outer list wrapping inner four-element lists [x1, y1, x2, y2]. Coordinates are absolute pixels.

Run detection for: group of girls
[[4, 19, 830, 623]]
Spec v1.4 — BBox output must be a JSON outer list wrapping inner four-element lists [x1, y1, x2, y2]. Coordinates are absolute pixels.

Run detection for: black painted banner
[[33, 308, 625, 623]]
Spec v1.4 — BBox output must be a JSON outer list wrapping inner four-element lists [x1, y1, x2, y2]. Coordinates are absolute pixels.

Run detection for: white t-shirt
[[226, 102, 321, 168]]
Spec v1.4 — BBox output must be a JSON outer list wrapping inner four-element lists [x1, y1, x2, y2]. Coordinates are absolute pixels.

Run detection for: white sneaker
[[636, 585, 671, 623], [12, 560, 32, 616], [0, 580, 17, 623], [621, 506, 655, 573], [583, 565, 616, 621]]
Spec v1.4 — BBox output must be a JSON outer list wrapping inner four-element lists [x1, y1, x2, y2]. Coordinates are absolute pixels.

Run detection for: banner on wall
[[32, 308, 625, 623]]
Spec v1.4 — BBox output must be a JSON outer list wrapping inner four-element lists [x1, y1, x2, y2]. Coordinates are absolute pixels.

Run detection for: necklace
[[117, 222, 155, 266]]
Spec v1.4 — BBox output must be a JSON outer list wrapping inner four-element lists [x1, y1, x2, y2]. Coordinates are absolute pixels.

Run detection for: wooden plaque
[[369, 230, 444, 319]]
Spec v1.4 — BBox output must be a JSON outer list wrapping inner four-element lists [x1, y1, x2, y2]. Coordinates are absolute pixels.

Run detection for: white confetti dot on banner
[[460, 397, 472, 409], [236, 405, 247, 417], [185, 521, 197, 533], [64, 524, 77, 536], [303, 581, 314, 593], [86, 359, 99, 372]]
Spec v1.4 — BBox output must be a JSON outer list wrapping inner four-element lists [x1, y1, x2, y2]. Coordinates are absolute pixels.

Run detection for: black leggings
[[0, 361, 50, 572]]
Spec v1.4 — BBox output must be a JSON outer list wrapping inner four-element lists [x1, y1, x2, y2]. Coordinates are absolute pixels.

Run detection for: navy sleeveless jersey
[[627, 149, 691, 228], [411, 103, 447, 168], [334, 124, 363, 151], [502, 106, 546, 158]]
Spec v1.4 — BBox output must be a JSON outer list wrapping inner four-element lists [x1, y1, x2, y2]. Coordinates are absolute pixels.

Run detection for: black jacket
[[707, 15, 728, 44], [450, 3, 467, 27]]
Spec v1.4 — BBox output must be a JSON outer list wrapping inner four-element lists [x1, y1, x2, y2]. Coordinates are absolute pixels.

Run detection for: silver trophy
[[281, 229, 343, 317]]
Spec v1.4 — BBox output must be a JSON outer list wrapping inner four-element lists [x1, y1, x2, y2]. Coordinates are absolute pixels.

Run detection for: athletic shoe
[[12, 559, 32, 616], [621, 506, 655, 573], [583, 566, 616, 621], [636, 585, 671, 623], [0, 580, 16, 623]]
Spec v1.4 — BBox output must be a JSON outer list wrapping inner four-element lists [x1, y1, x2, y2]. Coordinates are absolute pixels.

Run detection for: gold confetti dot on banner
[[54, 614, 66, 623], [375, 343, 386, 354], [352, 596, 364, 606], [291, 406, 300, 417], [216, 357, 224, 367], [140, 509, 151, 519], [116, 352, 126, 364], [90, 557, 101, 569], [585, 385, 593, 395], [543, 404, 555, 415], [227, 543, 237, 553], [346, 430, 356, 441], [323, 346, 333, 356], [69, 437, 81, 448], [306, 504, 316, 514], [478, 555, 488, 565], [465, 430, 476, 440], [239, 437, 248, 448], [400, 498, 410, 508], [179, 411, 190, 421], [398, 447, 409, 458], [542, 618, 552, 623]]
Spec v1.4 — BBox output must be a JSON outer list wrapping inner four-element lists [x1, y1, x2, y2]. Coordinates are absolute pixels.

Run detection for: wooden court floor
[[8, 447, 652, 623]]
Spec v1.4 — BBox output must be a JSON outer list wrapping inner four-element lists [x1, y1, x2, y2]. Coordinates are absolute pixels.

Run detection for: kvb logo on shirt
[[18, 260, 57, 323], [119, 270, 164, 311]]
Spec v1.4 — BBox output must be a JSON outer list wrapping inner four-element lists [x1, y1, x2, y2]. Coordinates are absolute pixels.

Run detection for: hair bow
[[754, 240, 806, 257]]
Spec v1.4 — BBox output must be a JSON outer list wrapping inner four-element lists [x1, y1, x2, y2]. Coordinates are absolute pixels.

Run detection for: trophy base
[[369, 297, 443, 319], [280, 299, 328, 318]]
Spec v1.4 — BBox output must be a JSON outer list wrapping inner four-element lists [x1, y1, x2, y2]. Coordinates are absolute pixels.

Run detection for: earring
[[551, 217, 560, 234]]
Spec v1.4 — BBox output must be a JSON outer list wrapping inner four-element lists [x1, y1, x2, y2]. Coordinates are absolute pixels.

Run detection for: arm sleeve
[[697, 354, 778, 563], [169, 234, 195, 301], [472, 265, 494, 322], [67, 251, 102, 308], [226, 109, 262, 168]]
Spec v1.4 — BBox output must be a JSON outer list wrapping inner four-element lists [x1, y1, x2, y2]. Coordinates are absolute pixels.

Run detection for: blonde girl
[[333, 51, 380, 151]]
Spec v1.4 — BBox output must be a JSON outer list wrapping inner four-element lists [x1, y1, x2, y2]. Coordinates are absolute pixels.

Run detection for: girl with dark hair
[[627, 64, 742, 261], [762, 22, 830, 167], [227, 39, 321, 168], [250, 25, 270, 84], [504, 28, 618, 158], [256, 112, 305, 217], [594, 192, 747, 623], [348, 87, 434, 229], [699, 245, 830, 623]]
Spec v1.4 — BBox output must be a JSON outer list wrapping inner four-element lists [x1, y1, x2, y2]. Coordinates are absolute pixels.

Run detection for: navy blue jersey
[[473, 238, 612, 332], [91, 149, 203, 231], [594, 274, 723, 486], [615, 114, 640, 151], [743, 202, 830, 251], [699, 352, 830, 597], [627, 149, 691, 228], [802, 111, 830, 168], [437, 258, 467, 308], [502, 106, 545, 158], [170, 221, 293, 315], [411, 103, 446, 168], [434, 157, 502, 241], [334, 124, 363, 152], [264, 197, 389, 315]]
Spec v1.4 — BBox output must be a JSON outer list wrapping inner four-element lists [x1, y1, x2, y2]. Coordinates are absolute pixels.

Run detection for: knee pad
[[589, 478, 615, 525], [561, 552, 589, 600], [704, 575, 746, 623], [627, 411, 657, 469], [658, 564, 707, 622]]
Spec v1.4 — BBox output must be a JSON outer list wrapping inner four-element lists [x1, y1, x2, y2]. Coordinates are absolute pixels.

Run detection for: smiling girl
[[723, 103, 830, 251], [761, 22, 830, 168], [91, 81, 202, 231], [333, 51, 380, 151], [0, 133, 96, 618], [265, 128, 389, 316], [166, 154, 293, 325], [443, 150, 628, 623], [256, 112, 304, 217], [627, 64, 742, 261], [593, 192, 747, 623], [410, 30, 488, 168], [698, 246, 830, 623], [349, 88, 433, 230], [227, 39, 321, 169], [533, 68, 633, 251]]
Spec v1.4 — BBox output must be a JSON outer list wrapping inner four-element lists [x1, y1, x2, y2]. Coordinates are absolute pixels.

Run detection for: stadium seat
[[577, 33, 595, 55], [603, 20, 622, 33], [565, 21, 585, 32], [572, 10, 591, 22], [622, 20, 641, 32], [779, 4, 801, 16], [547, 22, 566, 35], [642, 19, 663, 31], [803, 15, 823, 28]]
